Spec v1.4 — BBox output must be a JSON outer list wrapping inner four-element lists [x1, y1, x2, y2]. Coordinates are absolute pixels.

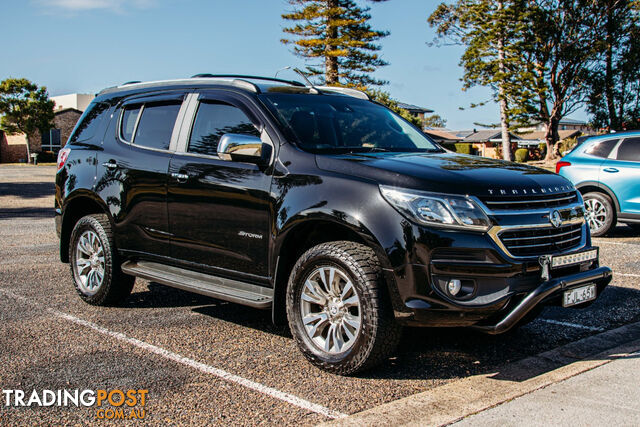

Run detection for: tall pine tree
[[429, 0, 532, 161], [281, 0, 390, 88]]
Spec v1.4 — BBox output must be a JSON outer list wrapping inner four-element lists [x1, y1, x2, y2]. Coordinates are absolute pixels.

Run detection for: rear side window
[[616, 137, 640, 161], [120, 106, 141, 142], [70, 102, 110, 143], [120, 102, 181, 150], [188, 101, 260, 156], [584, 138, 618, 158]]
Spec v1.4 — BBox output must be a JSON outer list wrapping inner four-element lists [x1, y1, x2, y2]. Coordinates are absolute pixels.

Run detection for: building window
[[41, 129, 61, 152]]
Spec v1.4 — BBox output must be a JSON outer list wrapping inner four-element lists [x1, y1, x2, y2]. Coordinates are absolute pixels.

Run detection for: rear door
[[600, 137, 640, 214], [101, 92, 188, 258], [167, 91, 275, 279]]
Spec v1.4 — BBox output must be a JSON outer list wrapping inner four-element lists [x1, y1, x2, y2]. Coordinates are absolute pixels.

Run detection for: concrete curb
[[321, 320, 640, 427]]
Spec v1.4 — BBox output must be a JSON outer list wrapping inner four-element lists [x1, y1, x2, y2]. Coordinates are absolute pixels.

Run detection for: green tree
[[366, 89, 423, 127], [423, 114, 447, 128], [586, 0, 640, 131], [282, 0, 390, 88], [429, 0, 531, 161], [513, 0, 605, 160], [0, 78, 54, 163]]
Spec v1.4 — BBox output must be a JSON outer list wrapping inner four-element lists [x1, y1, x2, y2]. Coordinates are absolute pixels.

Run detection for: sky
[[1, 0, 587, 130]]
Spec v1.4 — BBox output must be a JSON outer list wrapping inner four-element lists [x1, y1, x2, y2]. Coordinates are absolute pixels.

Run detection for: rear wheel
[[583, 192, 614, 237], [286, 241, 401, 375], [69, 214, 134, 305]]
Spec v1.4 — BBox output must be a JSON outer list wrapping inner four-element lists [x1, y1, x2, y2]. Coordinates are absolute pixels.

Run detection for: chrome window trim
[[118, 104, 144, 145], [174, 93, 200, 153], [117, 98, 186, 154], [174, 94, 274, 166]]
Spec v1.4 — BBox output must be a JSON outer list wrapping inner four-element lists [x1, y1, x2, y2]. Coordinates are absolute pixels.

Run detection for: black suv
[[56, 75, 612, 374]]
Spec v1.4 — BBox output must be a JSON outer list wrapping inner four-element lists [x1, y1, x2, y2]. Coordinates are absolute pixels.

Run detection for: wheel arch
[[575, 181, 620, 213], [60, 191, 112, 263], [271, 215, 392, 325]]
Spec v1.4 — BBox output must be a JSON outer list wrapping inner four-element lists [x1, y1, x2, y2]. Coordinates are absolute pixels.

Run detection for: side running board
[[121, 260, 273, 309]]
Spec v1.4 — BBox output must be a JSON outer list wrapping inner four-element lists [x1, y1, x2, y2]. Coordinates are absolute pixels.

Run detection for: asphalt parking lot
[[1, 164, 639, 425]]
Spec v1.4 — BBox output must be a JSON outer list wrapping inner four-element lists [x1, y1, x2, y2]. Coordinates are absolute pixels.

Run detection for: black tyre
[[583, 192, 615, 237], [286, 241, 401, 375], [69, 214, 134, 305]]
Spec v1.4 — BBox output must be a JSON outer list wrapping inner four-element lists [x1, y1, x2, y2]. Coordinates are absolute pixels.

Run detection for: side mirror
[[217, 133, 272, 165]]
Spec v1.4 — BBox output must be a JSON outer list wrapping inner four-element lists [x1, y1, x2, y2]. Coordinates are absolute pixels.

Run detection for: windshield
[[259, 93, 442, 154]]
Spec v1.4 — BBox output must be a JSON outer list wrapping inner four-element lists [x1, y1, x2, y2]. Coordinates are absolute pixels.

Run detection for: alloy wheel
[[584, 198, 608, 233], [74, 230, 105, 295], [300, 266, 362, 354]]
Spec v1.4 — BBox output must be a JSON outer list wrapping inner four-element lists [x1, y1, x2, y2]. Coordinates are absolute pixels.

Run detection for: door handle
[[102, 161, 118, 170], [171, 172, 189, 183], [603, 167, 619, 173]]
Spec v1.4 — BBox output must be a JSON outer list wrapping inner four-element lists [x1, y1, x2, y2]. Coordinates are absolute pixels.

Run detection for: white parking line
[[616, 273, 640, 278], [593, 239, 640, 248], [540, 318, 604, 332], [0, 289, 347, 420]]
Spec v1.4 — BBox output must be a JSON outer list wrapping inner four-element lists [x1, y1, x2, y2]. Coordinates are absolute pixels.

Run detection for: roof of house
[[453, 130, 475, 138], [558, 118, 587, 125], [396, 102, 433, 114], [463, 130, 520, 143], [54, 107, 83, 115], [518, 130, 581, 141], [423, 129, 462, 141]]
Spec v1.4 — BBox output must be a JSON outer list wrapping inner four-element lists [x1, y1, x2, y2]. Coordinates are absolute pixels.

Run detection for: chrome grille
[[499, 223, 583, 257], [481, 191, 579, 211]]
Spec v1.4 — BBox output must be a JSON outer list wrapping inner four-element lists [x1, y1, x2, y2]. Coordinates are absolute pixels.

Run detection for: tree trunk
[[604, 3, 618, 130], [325, 0, 339, 85], [25, 133, 31, 164], [499, 97, 511, 161], [496, 2, 512, 161], [544, 116, 560, 161]]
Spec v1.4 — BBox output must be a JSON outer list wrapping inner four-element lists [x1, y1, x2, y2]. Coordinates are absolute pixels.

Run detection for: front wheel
[[583, 192, 615, 237], [286, 241, 401, 375]]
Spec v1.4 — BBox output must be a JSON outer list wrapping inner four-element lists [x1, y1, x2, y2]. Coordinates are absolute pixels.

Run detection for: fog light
[[447, 279, 462, 296]]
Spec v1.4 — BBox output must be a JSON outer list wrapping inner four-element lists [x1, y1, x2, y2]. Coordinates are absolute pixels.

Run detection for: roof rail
[[191, 74, 305, 87], [97, 78, 261, 96], [315, 86, 370, 100], [122, 80, 142, 86]]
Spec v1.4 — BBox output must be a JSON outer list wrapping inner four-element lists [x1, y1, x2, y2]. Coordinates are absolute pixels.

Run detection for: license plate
[[563, 283, 597, 307]]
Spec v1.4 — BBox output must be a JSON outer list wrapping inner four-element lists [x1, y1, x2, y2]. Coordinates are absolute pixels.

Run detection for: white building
[[51, 93, 95, 113]]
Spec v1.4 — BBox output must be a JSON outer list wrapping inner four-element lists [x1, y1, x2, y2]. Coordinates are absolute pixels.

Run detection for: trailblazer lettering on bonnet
[[488, 185, 573, 195]]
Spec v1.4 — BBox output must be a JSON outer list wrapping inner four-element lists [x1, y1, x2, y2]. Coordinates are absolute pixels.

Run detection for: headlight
[[379, 185, 491, 231]]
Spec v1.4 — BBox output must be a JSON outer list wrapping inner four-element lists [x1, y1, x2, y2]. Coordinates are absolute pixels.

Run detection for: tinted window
[[133, 102, 181, 150], [616, 137, 640, 161], [188, 101, 260, 156], [121, 106, 141, 142], [70, 102, 110, 143], [259, 93, 440, 153], [584, 138, 618, 158]]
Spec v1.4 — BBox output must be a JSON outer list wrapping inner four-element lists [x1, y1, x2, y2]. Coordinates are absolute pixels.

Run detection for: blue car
[[557, 131, 640, 236]]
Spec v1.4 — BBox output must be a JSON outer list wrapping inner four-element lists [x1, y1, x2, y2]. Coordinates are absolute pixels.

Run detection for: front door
[[167, 91, 274, 279]]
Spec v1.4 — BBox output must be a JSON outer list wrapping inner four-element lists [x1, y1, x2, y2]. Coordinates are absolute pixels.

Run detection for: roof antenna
[[275, 66, 291, 78], [293, 68, 319, 94]]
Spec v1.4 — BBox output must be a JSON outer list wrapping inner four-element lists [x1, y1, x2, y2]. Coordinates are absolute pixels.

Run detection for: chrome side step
[[121, 260, 273, 309]]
